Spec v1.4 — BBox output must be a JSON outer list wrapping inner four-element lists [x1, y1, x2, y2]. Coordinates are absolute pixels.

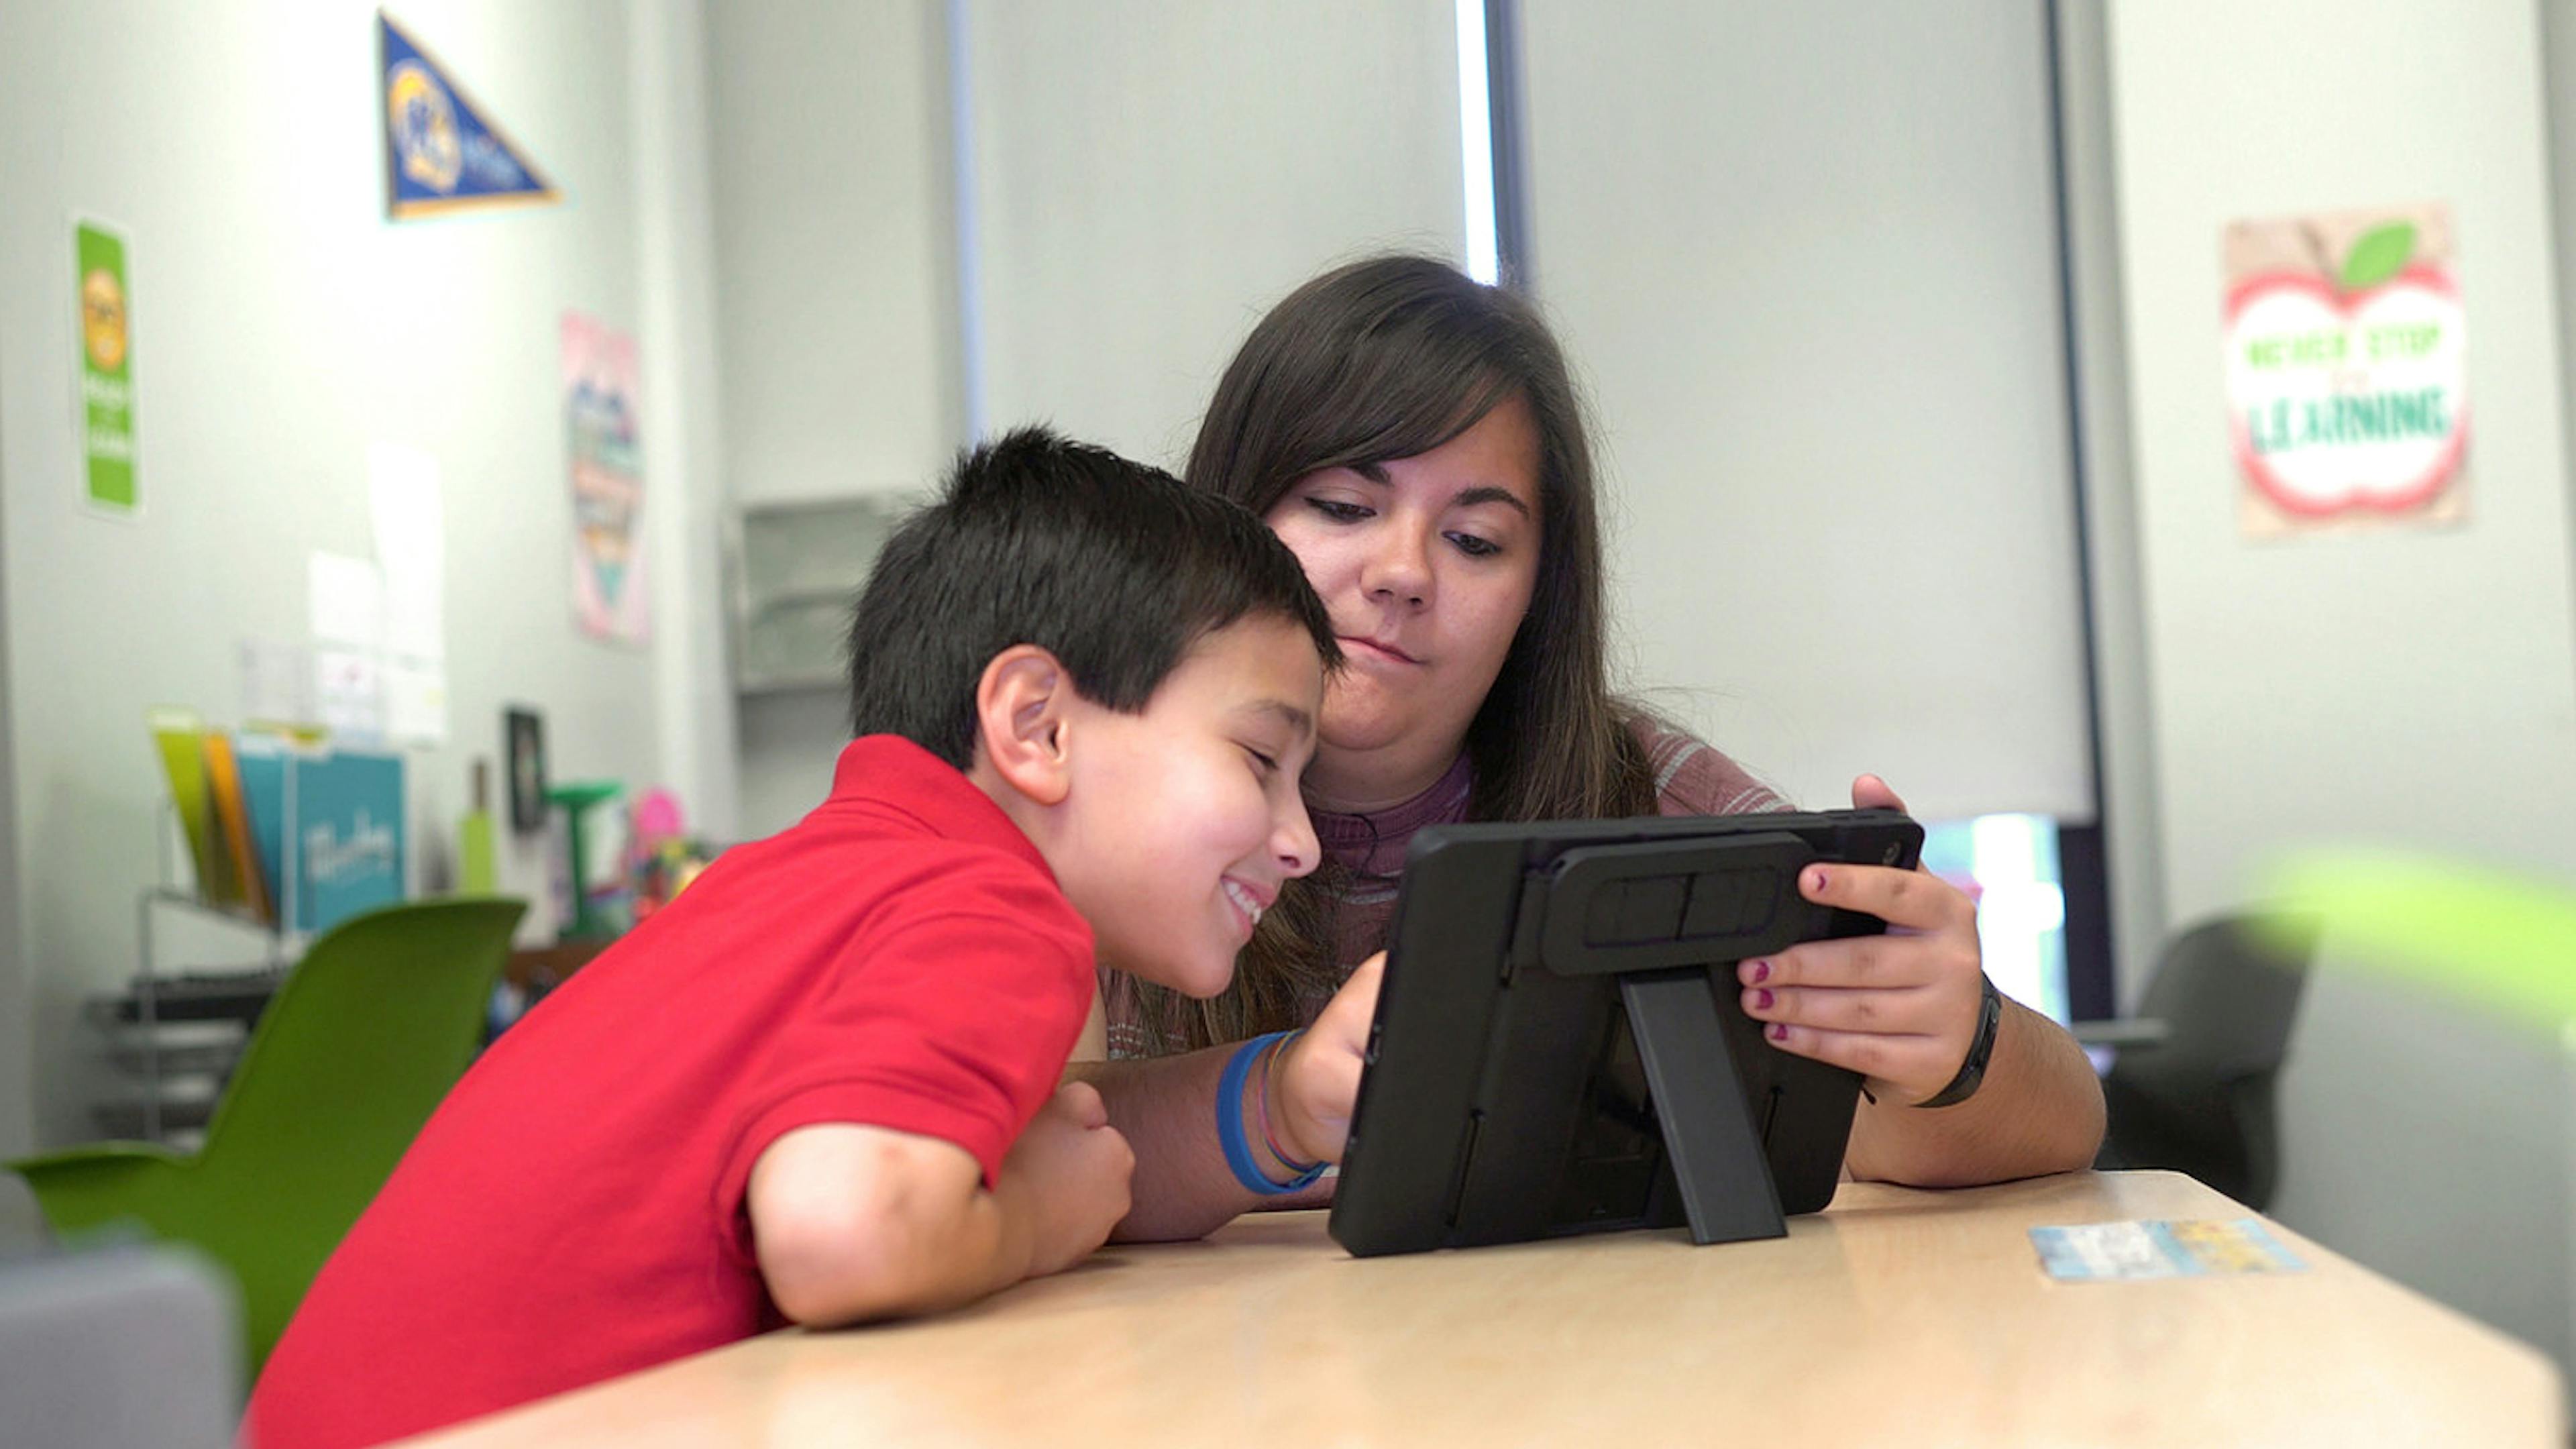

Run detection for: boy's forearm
[[1843, 1000, 2108, 1188], [754, 1135, 1036, 1326], [854, 1187, 1036, 1320], [1067, 1049, 1332, 1242], [819, 1185, 1030, 1320]]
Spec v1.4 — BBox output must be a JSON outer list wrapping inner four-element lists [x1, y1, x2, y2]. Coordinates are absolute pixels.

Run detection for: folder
[[203, 732, 272, 925], [147, 708, 230, 905], [232, 732, 405, 934]]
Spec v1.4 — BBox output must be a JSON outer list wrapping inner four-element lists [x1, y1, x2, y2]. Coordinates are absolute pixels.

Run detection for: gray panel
[[1521, 1, 2094, 822], [2269, 938, 2573, 1377], [0, 1246, 239, 1449], [967, 0, 1468, 470]]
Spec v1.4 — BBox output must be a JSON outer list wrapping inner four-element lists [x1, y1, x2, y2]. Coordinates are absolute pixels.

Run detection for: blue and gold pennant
[[379, 11, 559, 220]]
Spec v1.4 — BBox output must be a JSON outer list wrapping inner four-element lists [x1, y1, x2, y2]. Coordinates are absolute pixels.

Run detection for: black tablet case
[[1330, 809, 1924, 1257]]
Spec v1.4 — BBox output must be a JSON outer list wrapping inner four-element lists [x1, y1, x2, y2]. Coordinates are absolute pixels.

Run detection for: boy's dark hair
[[847, 426, 1340, 768]]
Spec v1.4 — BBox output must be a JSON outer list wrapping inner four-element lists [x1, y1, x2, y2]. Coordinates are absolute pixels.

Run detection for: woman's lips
[[1340, 636, 1421, 666]]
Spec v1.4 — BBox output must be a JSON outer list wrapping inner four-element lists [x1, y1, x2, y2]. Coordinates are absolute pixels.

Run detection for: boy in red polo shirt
[[246, 429, 1340, 1448]]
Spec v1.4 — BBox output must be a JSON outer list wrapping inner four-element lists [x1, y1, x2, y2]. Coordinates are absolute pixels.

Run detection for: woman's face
[[1263, 393, 1544, 804]]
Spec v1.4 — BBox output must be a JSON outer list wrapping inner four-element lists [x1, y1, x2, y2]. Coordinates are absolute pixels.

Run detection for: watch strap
[[1913, 974, 2002, 1109]]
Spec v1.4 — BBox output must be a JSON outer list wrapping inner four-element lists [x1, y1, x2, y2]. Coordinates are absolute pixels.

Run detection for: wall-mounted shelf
[[724, 493, 916, 694]]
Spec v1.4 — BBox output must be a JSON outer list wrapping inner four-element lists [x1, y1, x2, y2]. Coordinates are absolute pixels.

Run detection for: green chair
[[7, 896, 526, 1377]]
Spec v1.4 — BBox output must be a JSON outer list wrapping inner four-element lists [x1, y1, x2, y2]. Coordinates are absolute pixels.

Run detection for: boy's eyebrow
[[1242, 699, 1315, 736], [1342, 464, 1533, 519]]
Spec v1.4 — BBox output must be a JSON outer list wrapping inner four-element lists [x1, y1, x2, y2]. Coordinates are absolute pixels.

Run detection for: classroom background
[[3, 0, 2575, 1418]]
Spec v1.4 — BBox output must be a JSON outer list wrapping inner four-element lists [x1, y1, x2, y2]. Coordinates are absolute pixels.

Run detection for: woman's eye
[[1244, 746, 1280, 773], [1447, 531, 1501, 558], [1305, 497, 1371, 523]]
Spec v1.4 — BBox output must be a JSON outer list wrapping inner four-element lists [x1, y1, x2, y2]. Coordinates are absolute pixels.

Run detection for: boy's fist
[[1001, 1081, 1134, 1277], [1271, 951, 1383, 1167]]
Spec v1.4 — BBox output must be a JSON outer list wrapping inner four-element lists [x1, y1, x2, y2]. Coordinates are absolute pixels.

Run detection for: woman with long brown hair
[[1079, 255, 2104, 1239]]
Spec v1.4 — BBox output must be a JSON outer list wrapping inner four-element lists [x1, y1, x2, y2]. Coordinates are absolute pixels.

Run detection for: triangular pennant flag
[[380, 10, 559, 220]]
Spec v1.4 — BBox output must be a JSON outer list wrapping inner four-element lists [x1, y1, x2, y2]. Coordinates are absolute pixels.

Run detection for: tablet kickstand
[[1620, 967, 1788, 1245]]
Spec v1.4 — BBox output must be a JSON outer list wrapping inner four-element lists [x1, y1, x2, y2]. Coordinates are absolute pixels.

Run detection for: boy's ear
[[974, 645, 1075, 806]]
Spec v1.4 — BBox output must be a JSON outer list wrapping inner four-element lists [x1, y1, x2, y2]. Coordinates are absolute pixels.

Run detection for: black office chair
[[2073, 912, 2320, 1210]]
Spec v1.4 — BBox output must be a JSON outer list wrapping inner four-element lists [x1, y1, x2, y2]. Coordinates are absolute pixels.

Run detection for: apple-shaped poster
[[2222, 204, 2468, 536]]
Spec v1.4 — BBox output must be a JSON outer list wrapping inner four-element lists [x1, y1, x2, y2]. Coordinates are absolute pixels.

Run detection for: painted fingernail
[[1768, 1023, 1790, 1042], [1748, 959, 1771, 983], [1808, 867, 1829, 893], [1753, 988, 1774, 1011]]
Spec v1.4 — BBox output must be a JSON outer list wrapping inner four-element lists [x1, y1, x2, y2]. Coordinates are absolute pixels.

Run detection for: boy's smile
[[1221, 877, 1271, 937], [1042, 615, 1328, 998]]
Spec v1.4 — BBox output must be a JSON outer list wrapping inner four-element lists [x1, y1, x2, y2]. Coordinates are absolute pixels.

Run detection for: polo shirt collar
[[826, 735, 1053, 878]]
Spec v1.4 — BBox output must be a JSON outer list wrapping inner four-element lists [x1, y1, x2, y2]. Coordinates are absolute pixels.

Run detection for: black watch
[[1913, 975, 2002, 1108]]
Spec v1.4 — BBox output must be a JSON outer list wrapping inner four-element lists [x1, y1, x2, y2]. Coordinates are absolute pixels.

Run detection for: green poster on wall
[[75, 218, 137, 514]]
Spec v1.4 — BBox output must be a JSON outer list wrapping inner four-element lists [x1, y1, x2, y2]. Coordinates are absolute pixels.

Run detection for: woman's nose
[[1359, 523, 1431, 606]]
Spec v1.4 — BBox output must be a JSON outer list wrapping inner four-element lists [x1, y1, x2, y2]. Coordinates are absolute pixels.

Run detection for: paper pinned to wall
[[76, 218, 139, 516], [314, 646, 384, 739], [2222, 201, 2469, 537], [382, 658, 449, 748], [563, 312, 649, 646], [309, 552, 384, 649], [368, 443, 447, 661], [239, 637, 314, 725]]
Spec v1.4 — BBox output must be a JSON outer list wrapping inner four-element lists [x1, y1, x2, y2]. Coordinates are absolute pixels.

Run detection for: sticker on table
[[2030, 1218, 2306, 1281]]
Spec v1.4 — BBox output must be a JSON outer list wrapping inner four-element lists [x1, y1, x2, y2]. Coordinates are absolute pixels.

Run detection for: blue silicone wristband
[[1218, 1031, 1324, 1195]]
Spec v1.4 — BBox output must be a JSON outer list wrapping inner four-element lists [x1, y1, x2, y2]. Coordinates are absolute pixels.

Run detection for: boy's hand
[[1735, 775, 1987, 1104], [998, 1082, 1134, 1278], [1271, 951, 1383, 1165]]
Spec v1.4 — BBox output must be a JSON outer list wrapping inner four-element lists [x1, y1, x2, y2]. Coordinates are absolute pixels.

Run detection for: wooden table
[[407, 1171, 2564, 1447]]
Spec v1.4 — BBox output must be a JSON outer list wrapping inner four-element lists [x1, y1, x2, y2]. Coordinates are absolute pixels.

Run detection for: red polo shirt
[[246, 737, 1094, 1448]]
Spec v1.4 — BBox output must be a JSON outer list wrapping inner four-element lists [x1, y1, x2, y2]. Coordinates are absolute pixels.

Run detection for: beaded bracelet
[[1217, 1031, 1326, 1195], [1256, 1028, 1326, 1177]]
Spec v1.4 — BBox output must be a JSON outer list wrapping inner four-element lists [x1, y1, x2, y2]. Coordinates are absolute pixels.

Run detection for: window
[[1923, 815, 2072, 1024]]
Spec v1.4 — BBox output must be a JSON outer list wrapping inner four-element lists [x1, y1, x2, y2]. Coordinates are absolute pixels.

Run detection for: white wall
[[705, 0, 965, 840], [0, 0, 698, 1146], [633, 0, 741, 845], [2104, 0, 2576, 932]]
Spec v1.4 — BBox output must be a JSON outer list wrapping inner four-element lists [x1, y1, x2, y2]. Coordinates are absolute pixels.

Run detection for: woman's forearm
[[1067, 1049, 1333, 1242], [1075, 998, 2104, 1228], [1841, 1000, 2108, 1188]]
